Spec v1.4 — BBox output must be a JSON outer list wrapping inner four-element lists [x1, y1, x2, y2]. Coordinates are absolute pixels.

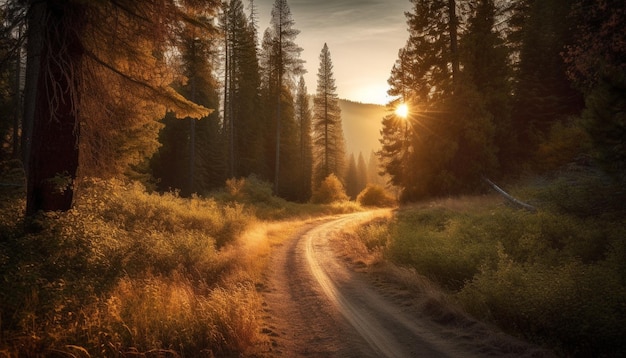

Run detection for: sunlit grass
[[0, 178, 264, 356], [0, 174, 364, 356]]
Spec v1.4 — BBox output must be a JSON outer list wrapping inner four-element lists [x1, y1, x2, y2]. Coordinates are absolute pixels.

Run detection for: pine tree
[[356, 152, 368, 194], [275, 88, 301, 200], [25, 1, 85, 215], [510, 0, 584, 163], [566, 0, 626, 180], [380, 0, 502, 200], [263, 0, 305, 194], [24, 0, 214, 215], [367, 150, 385, 186], [379, 0, 454, 199], [0, 2, 25, 162], [345, 153, 358, 199], [295, 76, 313, 201], [222, 0, 262, 179], [312, 43, 345, 188], [461, 0, 513, 174], [152, 2, 222, 195]]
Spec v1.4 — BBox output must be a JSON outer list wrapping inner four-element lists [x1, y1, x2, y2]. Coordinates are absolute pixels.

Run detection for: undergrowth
[[0, 178, 262, 357], [214, 175, 361, 220], [0, 174, 363, 357], [352, 171, 626, 357]]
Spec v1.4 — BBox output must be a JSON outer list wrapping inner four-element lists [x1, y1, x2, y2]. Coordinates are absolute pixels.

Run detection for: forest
[[0, 0, 623, 206], [0, 0, 625, 356]]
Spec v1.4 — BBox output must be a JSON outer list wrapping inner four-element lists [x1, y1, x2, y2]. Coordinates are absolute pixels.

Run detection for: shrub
[[533, 168, 625, 218], [356, 184, 396, 207], [0, 178, 264, 357], [355, 217, 391, 251], [225, 175, 276, 205], [381, 185, 626, 357], [458, 256, 626, 357], [311, 174, 349, 204], [535, 121, 591, 172]]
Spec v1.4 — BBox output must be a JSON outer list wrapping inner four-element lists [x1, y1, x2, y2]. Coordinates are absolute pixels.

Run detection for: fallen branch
[[482, 177, 536, 212]]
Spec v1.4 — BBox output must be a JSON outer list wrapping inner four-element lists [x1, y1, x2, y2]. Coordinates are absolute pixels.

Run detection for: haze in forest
[[338, 99, 386, 158]]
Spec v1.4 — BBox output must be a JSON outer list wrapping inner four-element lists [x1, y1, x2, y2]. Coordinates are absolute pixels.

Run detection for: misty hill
[[338, 99, 388, 159]]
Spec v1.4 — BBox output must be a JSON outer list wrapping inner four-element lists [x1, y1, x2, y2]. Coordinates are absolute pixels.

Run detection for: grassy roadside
[[339, 169, 626, 357], [0, 177, 360, 357]]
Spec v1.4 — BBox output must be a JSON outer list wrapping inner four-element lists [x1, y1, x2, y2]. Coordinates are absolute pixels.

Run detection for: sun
[[395, 103, 409, 118]]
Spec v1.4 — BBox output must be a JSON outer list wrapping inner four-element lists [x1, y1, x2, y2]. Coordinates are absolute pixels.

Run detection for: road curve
[[302, 212, 466, 357], [259, 211, 551, 357]]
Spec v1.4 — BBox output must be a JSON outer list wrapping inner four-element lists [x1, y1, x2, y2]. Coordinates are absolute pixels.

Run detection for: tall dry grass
[[0, 178, 266, 356], [1, 174, 364, 357]]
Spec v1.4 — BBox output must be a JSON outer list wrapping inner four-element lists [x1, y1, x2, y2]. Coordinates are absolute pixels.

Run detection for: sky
[[253, 0, 413, 105]]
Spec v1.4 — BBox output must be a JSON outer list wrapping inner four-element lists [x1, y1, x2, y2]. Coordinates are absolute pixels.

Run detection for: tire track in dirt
[[259, 211, 552, 357], [302, 212, 463, 357]]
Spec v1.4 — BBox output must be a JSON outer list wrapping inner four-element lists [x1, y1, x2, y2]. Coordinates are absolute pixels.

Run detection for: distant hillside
[[338, 99, 388, 159]]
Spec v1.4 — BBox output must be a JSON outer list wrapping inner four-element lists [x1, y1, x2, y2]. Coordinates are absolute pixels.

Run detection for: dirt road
[[259, 211, 551, 357]]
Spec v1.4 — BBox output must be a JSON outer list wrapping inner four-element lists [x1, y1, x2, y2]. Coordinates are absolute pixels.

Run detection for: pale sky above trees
[[256, 0, 412, 104]]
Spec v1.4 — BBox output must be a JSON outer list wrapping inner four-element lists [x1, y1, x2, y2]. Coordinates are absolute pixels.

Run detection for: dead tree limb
[[483, 177, 537, 212]]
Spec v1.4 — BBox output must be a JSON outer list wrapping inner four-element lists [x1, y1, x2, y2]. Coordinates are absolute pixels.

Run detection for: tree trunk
[[11, 24, 22, 160], [26, 1, 85, 216], [21, 0, 45, 175], [274, 18, 283, 194], [448, 0, 459, 84]]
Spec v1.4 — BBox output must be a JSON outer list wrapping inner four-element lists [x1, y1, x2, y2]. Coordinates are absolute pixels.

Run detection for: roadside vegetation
[[345, 167, 626, 357], [0, 175, 370, 357]]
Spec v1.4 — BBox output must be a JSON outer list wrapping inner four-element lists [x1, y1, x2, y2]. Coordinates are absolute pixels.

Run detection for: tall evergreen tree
[[367, 150, 385, 186], [510, 0, 584, 163], [0, 2, 25, 162], [379, 0, 453, 199], [380, 0, 502, 200], [295, 76, 313, 201], [152, 2, 222, 195], [460, 0, 513, 173], [565, 0, 626, 180], [263, 0, 304, 194], [312, 43, 345, 188], [23, 0, 214, 215], [345, 153, 358, 199], [222, 0, 262, 179], [356, 152, 368, 194]]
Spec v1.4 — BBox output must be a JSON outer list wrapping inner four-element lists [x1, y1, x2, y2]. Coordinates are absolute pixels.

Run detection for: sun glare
[[395, 103, 409, 118]]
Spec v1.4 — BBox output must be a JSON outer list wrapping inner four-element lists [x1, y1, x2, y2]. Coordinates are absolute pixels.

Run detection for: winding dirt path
[[258, 211, 551, 357]]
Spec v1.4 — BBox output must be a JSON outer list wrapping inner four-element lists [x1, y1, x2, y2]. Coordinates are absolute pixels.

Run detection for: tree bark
[[274, 15, 283, 194], [21, 0, 45, 175], [11, 23, 22, 159], [448, 0, 459, 84], [26, 1, 85, 216]]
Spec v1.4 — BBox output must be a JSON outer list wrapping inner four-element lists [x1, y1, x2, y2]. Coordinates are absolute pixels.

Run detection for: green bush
[[380, 177, 626, 356], [311, 174, 349, 204], [355, 217, 392, 251], [458, 256, 626, 357], [225, 175, 276, 205], [533, 168, 625, 218], [535, 121, 591, 172], [356, 184, 396, 207], [385, 208, 490, 291]]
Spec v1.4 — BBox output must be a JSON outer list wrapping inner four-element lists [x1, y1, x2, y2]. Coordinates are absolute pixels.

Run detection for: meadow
[[2, 167, 624, 357], [347, 168, 626, 357], [0, 176, 361, 357]]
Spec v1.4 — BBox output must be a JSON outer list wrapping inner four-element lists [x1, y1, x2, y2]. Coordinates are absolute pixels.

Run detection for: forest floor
[[254, 210, 553, 357]]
